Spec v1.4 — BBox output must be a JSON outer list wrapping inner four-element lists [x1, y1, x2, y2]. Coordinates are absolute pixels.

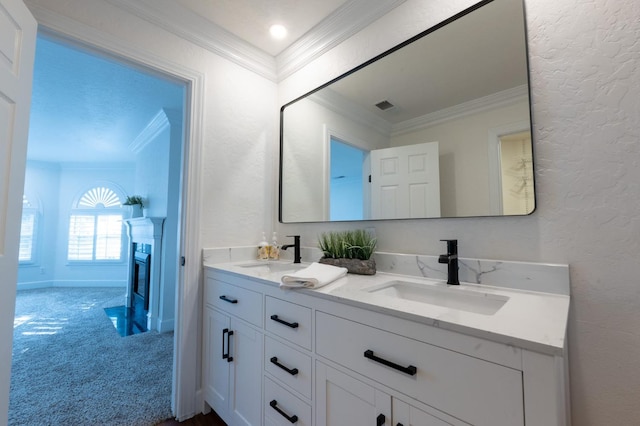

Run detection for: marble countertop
[[203, 260, 570, 356]]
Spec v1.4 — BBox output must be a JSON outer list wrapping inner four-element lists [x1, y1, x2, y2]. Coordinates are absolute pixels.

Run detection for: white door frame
[[26, 5, 204, 420], [487, 120, 530, 216]]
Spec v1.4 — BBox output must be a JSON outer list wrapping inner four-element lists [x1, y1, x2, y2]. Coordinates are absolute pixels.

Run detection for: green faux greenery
[[318, 229, 377, 260], [123, 195, 144, 208]]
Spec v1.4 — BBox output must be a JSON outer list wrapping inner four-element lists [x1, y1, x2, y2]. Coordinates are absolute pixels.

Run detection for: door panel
[[316, 361, 391, 426], [370, 142, 440, 219], [203, 308, 231, 419], [0, 0, 36, 422]]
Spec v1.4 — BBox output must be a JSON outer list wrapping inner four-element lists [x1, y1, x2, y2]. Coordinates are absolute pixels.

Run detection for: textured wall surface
[[279, 0, 640, 423]]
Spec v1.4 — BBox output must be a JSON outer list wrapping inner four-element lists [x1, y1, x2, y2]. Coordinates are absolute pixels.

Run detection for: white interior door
[[0, 0, 37, 424], [370, 142, 441, 219]]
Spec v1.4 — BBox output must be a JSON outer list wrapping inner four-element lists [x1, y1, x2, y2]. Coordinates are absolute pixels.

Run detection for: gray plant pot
[[319, 257, 376, 275]]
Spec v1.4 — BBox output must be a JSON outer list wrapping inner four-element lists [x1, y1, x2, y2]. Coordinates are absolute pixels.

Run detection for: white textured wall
[[278, 0, 640, 423], [18, 162, 61, 285], [135, 125, 170, 217]]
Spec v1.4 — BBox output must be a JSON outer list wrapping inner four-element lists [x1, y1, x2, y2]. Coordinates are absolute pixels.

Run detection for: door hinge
[[368, 174, 371, 183], [180, 256, 186, 266]]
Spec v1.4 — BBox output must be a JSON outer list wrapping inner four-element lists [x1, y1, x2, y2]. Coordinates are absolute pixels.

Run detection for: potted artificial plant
[[123, 195, 145, 218], [318, 229, 377, 275]]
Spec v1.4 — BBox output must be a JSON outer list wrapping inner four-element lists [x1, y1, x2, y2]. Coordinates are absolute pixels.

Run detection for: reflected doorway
[[329, 138, 366, 221]]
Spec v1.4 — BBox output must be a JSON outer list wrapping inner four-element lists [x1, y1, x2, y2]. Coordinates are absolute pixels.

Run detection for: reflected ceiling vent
[[375, 99, 395, 111]]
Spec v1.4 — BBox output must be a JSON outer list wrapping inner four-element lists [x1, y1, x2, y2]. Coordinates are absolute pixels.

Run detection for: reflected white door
[[0, 0, 37, 422], [370, 142, 440, 219]]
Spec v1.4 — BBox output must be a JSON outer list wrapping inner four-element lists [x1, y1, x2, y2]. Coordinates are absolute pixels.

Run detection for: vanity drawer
[[265, 296, 312, 350], [205, 278, 262, 327], [316, 311, 524, 426], [264, 336, 312, 399], [264, 376, 311, 426]]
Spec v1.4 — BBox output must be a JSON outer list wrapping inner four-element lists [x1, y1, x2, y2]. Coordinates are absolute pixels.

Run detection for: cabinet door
[[204, 307, 231, 419], [229, 317, 263, 426], [393, 399, 454, 426], [316, 361, 391, 426]]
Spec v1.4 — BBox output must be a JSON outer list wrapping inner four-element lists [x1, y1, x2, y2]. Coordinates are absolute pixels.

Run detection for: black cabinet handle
[[270, 356, 299, 376], [222, 328, 228, 360], [364, 350, 417, 376], [270, 314, 299, 329], [270, 399, 298, 423], [222, 329, 234, 362], [376, 413, 385, 426], [219, 295, 238, 304]]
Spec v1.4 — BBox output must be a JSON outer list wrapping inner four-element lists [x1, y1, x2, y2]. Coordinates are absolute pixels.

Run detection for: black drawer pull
[[270, 356, 299, 376], [364, 350, 417, 376], [219, 295, 238, 304], [270, 399, 298, 423], [376, 413, 385, 426], [270, 314, 299, 329]]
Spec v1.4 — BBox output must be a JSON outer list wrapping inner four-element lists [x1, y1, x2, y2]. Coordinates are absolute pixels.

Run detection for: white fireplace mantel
[[124, 217, 166, 331]]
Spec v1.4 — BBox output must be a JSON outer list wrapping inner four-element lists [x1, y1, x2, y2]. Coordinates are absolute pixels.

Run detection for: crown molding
[[391, 85, 530, 137], [276, 0, 406, 81], [129, 109, 171, 154], [104, 0, 278, 81], [104, 0, 405, 82]]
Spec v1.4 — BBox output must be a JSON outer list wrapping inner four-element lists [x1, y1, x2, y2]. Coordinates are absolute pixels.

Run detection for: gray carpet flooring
[[9, 287, 174, 426]]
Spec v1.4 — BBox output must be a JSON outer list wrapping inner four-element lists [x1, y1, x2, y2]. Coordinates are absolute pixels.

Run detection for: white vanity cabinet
[[315, 311, 523, 425], [203, 276, 263, 426], [203, 265, 570, 426]]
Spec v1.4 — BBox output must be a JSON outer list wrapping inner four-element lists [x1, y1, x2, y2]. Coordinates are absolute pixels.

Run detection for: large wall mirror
[[280, 0, 534, 223]]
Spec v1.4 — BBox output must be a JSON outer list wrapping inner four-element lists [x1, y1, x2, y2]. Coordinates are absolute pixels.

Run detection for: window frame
[[67, 185, 127, 264], [18, 207, 39, 265]]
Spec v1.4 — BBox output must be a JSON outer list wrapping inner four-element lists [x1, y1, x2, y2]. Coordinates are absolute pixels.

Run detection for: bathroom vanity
[[202, 251, 570, 426]]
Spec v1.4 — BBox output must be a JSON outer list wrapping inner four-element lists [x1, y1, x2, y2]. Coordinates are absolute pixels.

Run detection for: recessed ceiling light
[[269, 24, 288, 40]]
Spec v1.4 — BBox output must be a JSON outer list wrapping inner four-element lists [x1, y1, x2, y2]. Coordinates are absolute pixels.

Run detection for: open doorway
[[329, 137, 366, 221], [11, 31, 187, 422]]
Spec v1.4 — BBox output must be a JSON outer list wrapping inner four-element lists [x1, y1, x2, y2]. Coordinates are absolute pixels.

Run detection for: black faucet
[[438, 239, 459, 285], [281, 235, 301, 264]]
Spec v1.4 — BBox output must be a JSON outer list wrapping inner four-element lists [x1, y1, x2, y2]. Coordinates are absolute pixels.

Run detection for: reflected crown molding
[[391, 85, 530, 137], [104, 0, 405, 82]]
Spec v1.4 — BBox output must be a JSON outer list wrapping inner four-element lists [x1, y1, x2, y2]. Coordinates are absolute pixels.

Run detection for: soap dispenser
[[270, 232, 280, 260], [258, 232, 269, 260]]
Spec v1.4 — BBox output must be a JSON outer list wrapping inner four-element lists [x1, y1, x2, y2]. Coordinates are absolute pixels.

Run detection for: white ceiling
[[174, 0, 349, 56], [28, 34, 185, 164]]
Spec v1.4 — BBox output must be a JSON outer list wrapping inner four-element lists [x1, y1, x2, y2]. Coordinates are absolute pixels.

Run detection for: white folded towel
[[280, 262, 348, 289]]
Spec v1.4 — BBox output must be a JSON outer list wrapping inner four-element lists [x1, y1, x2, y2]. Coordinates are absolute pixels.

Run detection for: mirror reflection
[[280, 0, 534, 223]]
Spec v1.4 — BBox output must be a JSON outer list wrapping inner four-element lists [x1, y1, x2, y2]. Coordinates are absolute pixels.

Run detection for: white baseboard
[[157, 318, 175, 333], [17, 280, 127, 290], [17, 281, 53, 290]]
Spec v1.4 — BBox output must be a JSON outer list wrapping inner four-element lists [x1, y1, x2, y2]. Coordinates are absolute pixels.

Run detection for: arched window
[[68, 186, 125, 262], [19, 195, 39, 263]]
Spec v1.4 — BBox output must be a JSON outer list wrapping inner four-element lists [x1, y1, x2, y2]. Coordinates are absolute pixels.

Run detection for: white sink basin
[[237, 261, 306, 273], [367, 280, 508, 315]]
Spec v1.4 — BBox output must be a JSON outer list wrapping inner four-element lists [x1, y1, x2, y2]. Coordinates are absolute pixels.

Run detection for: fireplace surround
[[124, 217, 165, 331]]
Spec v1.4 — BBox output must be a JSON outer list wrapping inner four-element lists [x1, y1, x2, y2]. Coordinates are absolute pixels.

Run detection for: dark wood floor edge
[[155, 410, 226, 425]]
